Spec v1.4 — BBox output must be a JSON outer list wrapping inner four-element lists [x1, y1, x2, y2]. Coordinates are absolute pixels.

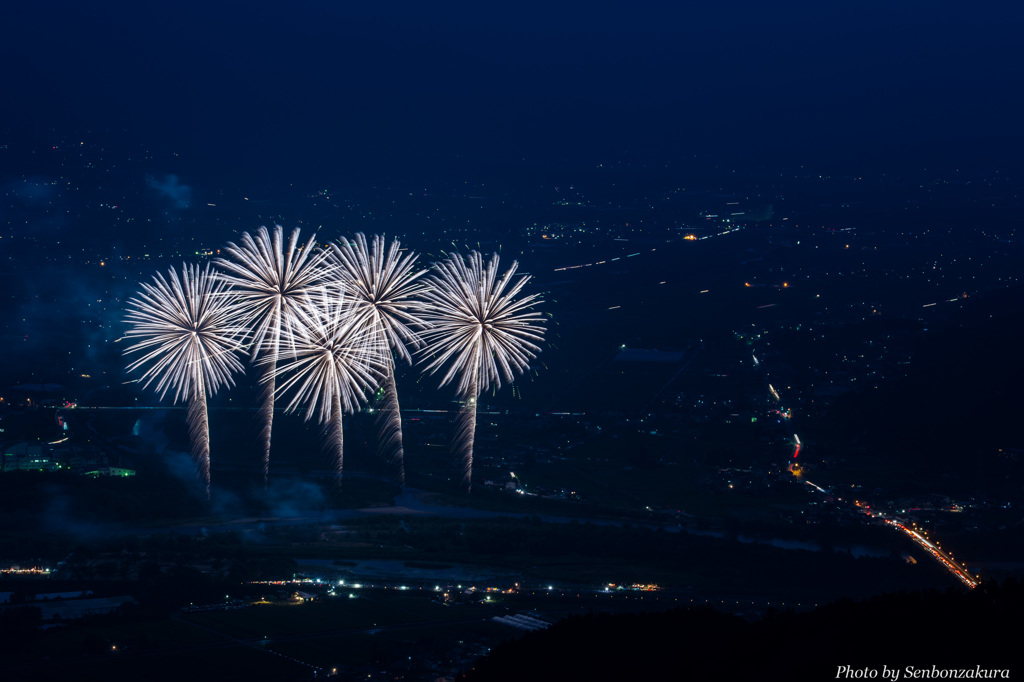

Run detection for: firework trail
[[270, 290, 388, 485], [123, 263, 246, 499], [419, 251, 545, 492], [374, 370, 405, 481], [215, 225, 332, 487], [331, 233, 427, 485]]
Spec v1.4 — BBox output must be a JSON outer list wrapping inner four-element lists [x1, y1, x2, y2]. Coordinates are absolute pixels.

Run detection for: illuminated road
[[883, 519, 978, 588], [797, 474, 978, 589], [762, 371, 979, 590]]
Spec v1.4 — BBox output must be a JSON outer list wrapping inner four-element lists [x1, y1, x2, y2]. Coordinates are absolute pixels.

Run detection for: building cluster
[[1, 441, 134, 477]]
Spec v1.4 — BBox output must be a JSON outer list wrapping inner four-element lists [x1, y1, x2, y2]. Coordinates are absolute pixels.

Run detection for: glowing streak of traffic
[[886, 519, 977, 588]]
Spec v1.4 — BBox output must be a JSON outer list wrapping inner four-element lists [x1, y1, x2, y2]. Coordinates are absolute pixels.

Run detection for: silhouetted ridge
[[463, 581, 1022, 681]]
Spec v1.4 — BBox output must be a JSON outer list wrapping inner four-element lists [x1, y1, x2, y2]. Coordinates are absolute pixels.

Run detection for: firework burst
[[270, 290, 389, 484], [124, 263, 246, 499], [419, 251, 545, 492], [215, 225, 332, 486], [331, 233, 427, 485]]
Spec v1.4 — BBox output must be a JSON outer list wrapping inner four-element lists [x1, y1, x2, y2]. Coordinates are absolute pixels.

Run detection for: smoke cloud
[[146, 174, 192, 210]]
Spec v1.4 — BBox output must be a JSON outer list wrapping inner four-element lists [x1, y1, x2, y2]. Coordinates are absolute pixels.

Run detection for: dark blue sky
[[3, 1, 1022, 178]]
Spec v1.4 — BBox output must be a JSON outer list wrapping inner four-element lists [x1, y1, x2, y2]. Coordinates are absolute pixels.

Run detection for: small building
[[3, 443, 54, 472], [83, 467, 136, 478]]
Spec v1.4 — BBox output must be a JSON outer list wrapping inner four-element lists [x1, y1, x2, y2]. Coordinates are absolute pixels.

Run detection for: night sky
[[4, 1, 1022, 182], [4, 4, 1024, 680]]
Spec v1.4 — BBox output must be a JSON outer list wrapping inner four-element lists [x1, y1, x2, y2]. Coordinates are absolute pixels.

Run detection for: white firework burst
[[270, 290, 389, 484], [419, 251, 545, 492], [331, 233, 427, 484], [215, 225, 333, 486], [124, 262, 246, 499]]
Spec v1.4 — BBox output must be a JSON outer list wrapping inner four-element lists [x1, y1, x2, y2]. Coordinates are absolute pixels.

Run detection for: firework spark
[[215, 225, 332, 486], [420, 251, 545, 492], [270, 290, 389, 484], [124, 263, 246, 499], [331, 233, 427, 485]]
